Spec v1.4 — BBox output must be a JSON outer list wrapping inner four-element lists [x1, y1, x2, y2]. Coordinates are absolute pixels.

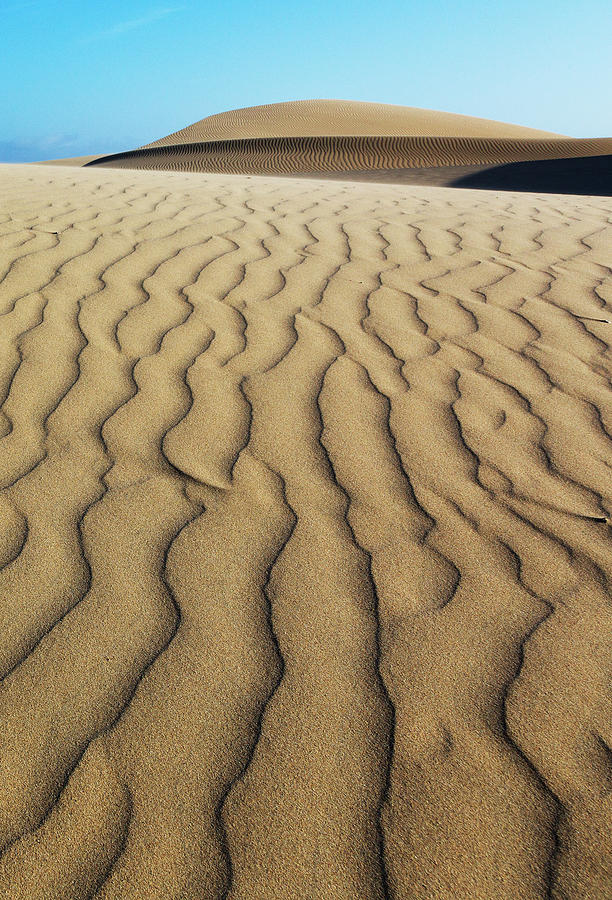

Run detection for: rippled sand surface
[[142, 99, 567, 145], [89, 134, 612, 178], [1, 163, 611, 899]]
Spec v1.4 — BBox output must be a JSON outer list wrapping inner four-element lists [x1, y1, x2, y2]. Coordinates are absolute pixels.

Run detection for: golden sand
[[143, 99, 566, 145], [0, 160, 611, 898], [73, 100, 609, 184], [87, 133, 612, 179]]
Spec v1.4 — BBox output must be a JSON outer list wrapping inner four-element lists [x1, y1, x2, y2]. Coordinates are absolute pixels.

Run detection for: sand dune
[[81, 100, 611, 189], [0, 161, 611, 898], [31, 101, 608, 198], [142, 99, 566, 146], [88, 133, 612, 182], [40, 155, 107, 167]]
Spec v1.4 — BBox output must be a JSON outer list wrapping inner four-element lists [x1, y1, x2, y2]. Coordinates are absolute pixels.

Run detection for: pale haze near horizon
[[1, 0, 610, 162]]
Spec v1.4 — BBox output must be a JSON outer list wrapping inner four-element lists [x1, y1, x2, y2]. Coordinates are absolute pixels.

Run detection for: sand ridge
[[43, 101, 611, 191], [88, 134, 612, 179], [143, 99, 566, 147], [0, 163, 611, 898]]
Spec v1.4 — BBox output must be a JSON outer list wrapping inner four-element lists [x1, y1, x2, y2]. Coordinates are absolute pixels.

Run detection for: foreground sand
[[0, 163, 611, 899]]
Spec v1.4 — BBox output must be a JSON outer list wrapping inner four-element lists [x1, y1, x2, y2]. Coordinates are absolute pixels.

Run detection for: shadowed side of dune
[[304, 154, 612, 196], [85, 135, 612, 177], [451, 153, 612, 196]]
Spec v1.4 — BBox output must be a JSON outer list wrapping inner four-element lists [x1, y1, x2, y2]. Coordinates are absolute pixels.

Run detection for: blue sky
[[1, 0, 611, 161]]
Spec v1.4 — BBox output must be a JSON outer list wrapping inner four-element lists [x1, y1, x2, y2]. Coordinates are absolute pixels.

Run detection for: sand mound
[[83, 99, 611, 185], [143, 99, 566, 147], [39, 154, 107, 167], [0, 162, 611, 898], [32, 101, 606, 193]]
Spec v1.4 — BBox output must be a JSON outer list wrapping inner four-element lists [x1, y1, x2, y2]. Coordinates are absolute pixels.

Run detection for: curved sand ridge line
[[88, 134, 612, 176], [0, 163, 611, 899], [143, 99, 565, 146]]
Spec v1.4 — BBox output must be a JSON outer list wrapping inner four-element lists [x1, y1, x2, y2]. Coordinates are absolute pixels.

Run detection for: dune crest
[[143, 99, 566, 147]]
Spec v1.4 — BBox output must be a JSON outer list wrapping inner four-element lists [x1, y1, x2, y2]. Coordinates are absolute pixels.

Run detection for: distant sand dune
[[0, 162, 611, 898], [40, 101, 611, 197], [143, 99, 566, 146], [40, 154, 107, 167]]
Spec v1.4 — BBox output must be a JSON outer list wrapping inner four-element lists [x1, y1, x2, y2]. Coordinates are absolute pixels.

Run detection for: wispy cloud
[[81, 6, 184, 43]]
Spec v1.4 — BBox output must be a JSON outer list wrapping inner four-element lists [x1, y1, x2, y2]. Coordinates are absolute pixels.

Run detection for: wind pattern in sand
[[88, 135, 612, 177], [0, 164, 611, 899]]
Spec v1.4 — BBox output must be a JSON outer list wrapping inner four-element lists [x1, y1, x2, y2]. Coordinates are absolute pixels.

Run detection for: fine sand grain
[[0, 162, 611, 899]]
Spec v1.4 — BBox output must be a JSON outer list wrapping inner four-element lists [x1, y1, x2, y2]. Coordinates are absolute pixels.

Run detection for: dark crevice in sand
[[317, 353, 395, 900], [217, 459, 297, 900]]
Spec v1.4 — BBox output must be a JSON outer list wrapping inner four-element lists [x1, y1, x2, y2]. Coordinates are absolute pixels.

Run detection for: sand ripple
[[87, 134, 612, 178], [0, 164, 611, 899]]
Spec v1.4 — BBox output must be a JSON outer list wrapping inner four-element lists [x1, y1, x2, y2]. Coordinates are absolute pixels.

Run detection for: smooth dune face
[[144, 99, 566, 146], [1, 162, 612, 900]]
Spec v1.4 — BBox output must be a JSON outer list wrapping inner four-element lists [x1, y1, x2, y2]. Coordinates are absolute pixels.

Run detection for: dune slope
[[0, 163, 611, 899], [88, 134, 612, 181], [143, 99, 566, 146], [50, 101, 611, 192]]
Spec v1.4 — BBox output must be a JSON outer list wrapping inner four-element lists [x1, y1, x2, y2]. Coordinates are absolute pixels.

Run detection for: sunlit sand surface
[[0, 157, 611, 899]]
